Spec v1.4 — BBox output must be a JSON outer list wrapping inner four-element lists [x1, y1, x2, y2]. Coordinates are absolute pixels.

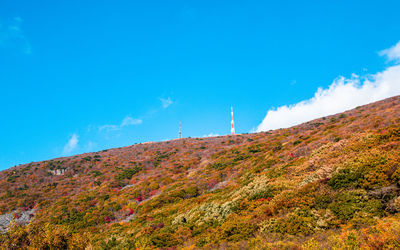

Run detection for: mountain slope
[[0, 96, 400, 249]]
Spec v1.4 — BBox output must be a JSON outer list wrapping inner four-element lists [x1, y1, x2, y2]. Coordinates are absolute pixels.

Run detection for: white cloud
[[203, 133, 220, 137], [160, 97, 173, 108], [0, 17, 31, 55], [99, 116, 142, 132], [62, 134, 79, 155], [121, 116, 142, 127], [379, 41, 400, 62], [256, 41, 400, 132]]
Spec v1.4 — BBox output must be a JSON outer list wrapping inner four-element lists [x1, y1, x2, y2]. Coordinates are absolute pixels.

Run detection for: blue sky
[[1, 0, 400, 169]]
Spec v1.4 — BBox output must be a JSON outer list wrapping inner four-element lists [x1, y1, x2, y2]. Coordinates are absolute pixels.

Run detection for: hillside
[[0, 96, 400, 249]]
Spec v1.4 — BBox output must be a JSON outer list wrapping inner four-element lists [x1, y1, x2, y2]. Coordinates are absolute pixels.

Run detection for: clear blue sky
[[1, 0, 399, 169]]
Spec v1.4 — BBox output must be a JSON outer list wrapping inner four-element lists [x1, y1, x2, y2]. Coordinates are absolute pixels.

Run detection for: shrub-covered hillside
[[0, 96, 400, 249]]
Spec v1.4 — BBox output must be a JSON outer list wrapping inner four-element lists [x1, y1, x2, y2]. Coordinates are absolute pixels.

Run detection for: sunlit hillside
[[0, 96, 399, 249]]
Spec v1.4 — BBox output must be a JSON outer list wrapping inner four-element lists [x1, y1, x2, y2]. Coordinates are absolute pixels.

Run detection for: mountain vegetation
[[0, 96, 399, 249]]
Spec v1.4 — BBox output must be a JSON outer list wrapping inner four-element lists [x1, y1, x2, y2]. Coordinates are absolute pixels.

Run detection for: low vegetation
[[0, 96, 399, 249]]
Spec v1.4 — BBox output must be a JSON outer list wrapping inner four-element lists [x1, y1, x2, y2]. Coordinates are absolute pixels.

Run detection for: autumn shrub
[[167, 189, 185, 201], [377, 126, 400, 142], [360, 217, 400, 249], [394, 197, 400, 212], [329, 151, 392, 190], [153, 151, 175, 167], [172, 200, 239, 226], [260, 209, 316, 236], [0, 224, 30, 249], [28, 223, 72, 249], [391, 167, 400, 185], [265, 165, 287, 178], [90, 170, 103, 177], [325, 217, 400, 249], [216, 214, 256, 242], [174, 226, 192, 243], [349, 212, 379, 229], [99, 237, 120, 249], [151, 230, 180, 248], [341, 231, 361, 249], [0, 222, 90, 250], [272, 142, 283, 152], [184, 185, 199, 198], [271, 189, 315, 212]]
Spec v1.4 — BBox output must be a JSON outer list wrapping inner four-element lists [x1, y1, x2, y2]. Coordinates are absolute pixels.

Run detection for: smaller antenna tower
[[231, 107, 235, 135], [179, 121, 182, 139]]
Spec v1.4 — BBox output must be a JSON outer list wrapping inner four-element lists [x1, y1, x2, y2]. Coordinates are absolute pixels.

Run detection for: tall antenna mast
[[231, 107, 235, 135], [179, 121, 182, 139]]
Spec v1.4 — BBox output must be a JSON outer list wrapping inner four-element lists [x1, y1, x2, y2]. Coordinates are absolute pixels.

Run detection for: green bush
[[314, 195, 332, 209], [151, 231, 180, 248], [249, 186, 274, 200], [183, 186, 199, 198], [329, 190, 383, 221], [210, 162, 227, 170], [262, 209, 316, 236], [329, 152, 391, 190], [115, 166, 141, 181], [293, 140, 302, 146], [90, 170, 102, 177], [328, 168, 362, 189]]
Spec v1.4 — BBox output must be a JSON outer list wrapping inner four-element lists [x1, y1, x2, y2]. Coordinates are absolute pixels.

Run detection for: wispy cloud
[[0, 17, 32, 55], [62, 134, 79, 155], [84, 141, 97, 152], [121, 116, 142, 127], [256, 41, 400, 132], [203, 133, 220, 138], [99, 116, 142, 132], [379, 41, 400, 63], [160, 97, 173, 108]]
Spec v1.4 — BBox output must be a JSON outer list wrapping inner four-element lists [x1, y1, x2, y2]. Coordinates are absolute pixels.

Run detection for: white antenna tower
[[231, 107, 235, 135], [179, 121, 182, 139]]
